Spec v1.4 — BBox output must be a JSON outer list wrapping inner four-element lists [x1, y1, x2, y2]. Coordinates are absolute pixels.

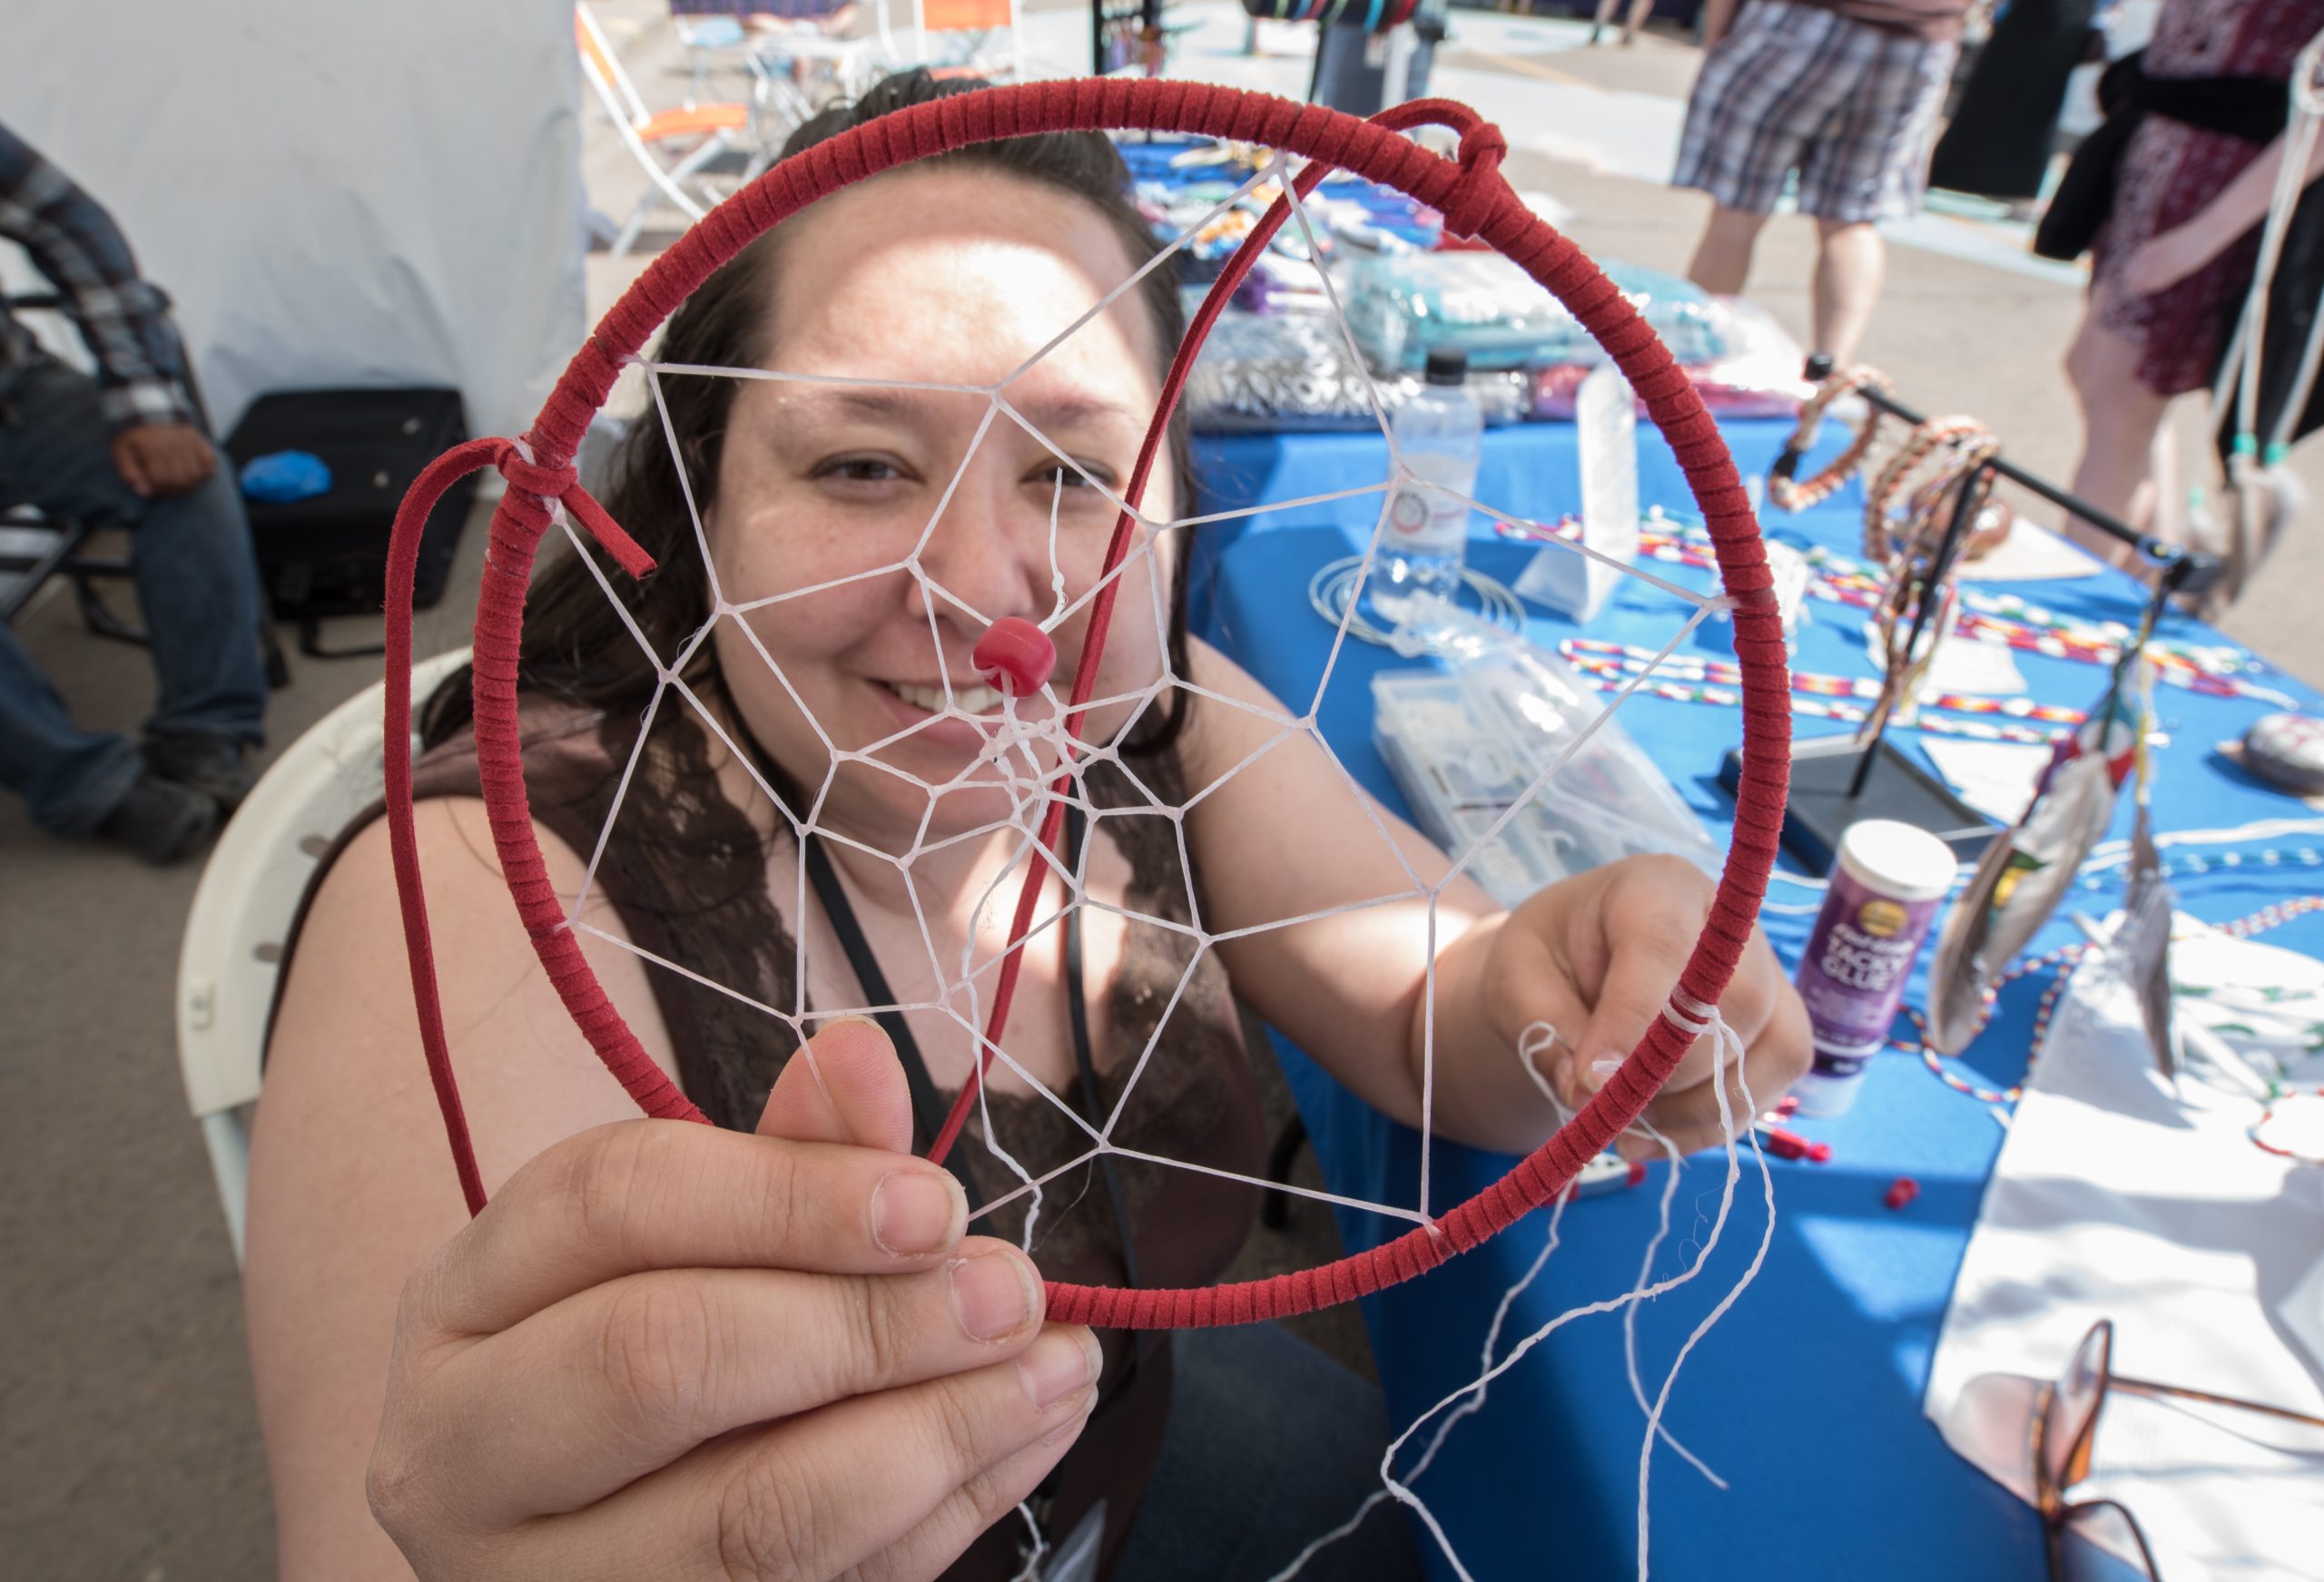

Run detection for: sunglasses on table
[[2032, 1318, 2324, 1581]]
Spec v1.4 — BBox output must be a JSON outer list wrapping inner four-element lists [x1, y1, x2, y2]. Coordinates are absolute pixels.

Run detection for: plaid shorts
[[1672, 0, 1958, 225]]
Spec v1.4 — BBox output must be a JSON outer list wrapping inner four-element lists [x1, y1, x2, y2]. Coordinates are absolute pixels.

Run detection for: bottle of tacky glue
[[1790, 820, 1958, 1119]]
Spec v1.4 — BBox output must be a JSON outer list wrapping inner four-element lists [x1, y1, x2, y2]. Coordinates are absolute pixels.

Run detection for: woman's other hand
[[1484, 855, 1811, 1157], [368, 1018, 1099, 1581]]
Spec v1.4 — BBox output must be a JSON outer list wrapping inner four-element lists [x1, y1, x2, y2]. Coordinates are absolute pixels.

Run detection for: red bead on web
[[971, 615, 1058, 699], [374, 77, 1796, 1331]]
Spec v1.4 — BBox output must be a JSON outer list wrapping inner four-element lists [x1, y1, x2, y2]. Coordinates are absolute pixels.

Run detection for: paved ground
[[5, 5, 2318, 1577]]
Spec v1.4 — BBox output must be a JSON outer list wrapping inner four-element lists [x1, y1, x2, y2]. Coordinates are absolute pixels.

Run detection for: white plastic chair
[[577, 2, 763, 257], [175, 649, 471, 1263], [912, 0, 1024, 81], [680, 2, 899, 119]]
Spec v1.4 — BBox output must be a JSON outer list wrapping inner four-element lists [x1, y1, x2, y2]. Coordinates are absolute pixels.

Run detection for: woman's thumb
[[756, 1016, 917, 1154]]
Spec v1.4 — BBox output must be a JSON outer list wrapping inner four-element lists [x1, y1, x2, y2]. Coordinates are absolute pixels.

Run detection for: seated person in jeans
[[0, 120, 270, 863]]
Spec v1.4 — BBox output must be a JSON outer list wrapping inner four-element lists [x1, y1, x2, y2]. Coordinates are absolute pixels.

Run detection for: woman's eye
[[814, 456, 906, 484], [1038, 462, 1113, 493]]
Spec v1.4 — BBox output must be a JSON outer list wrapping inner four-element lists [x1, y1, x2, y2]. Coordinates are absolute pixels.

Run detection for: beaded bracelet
[[1768, 365, 1891, 513], [1864, 418, 1998, 564]]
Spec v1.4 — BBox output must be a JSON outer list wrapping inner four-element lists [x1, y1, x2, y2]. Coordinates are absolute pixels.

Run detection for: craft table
[[1187, 416, 2324, 1579]]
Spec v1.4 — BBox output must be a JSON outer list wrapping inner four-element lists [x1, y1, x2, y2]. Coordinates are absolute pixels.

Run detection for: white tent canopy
[[1, 0, 585, 442]]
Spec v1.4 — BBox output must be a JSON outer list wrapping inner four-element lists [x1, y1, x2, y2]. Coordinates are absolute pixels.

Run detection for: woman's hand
[[1482, 855, 1811, 1158], [366, 1018, 1099, 1581], [2118, 223, 2217, 300]]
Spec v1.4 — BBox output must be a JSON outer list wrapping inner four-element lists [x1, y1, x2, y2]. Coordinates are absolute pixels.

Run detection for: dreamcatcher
[[375, 78, 1795, 1575], [1925, 586, 2168, 1057]]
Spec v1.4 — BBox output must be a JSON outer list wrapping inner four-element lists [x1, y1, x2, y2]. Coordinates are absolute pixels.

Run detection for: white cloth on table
[[1925, 919, 2324, 1581]]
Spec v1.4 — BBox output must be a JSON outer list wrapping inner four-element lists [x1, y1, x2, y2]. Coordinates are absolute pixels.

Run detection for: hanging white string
[[1272, 1015, 1774, 1582], [1634, 998, 1774, 1579]]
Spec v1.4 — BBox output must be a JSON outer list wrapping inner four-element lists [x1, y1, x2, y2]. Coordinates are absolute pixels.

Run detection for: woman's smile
[[704, 164, 1174, 847]]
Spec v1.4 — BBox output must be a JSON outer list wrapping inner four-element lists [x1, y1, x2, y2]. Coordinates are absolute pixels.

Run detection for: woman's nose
[[909, 481, 1049, 631]]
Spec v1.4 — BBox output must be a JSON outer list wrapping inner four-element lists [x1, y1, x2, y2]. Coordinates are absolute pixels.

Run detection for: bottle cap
[[1834, 820, 1957, 904], [1790, 1066, 1866, 1118], [1423, 347, 1468, 387]]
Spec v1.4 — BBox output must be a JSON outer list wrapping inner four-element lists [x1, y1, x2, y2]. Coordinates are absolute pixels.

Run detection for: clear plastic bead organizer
[[1372, 643, 1720, 909]]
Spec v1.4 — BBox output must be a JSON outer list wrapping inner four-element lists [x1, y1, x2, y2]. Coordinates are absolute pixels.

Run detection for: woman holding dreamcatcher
[[241, 73, 1808, 1582]]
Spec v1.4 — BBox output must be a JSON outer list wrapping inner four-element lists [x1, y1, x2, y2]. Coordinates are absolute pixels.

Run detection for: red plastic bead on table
[[1885, 1177, 1921, 1210], [1758, 1125, 1831, 1164], [971, 615, 1058, 698]]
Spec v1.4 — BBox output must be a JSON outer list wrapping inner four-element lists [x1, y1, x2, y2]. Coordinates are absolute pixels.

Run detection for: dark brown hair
[[426, 70, 1195, 752]]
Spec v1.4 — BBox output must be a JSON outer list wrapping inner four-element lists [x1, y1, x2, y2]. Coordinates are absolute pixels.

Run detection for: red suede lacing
[[379, 78, 1792, 1329]]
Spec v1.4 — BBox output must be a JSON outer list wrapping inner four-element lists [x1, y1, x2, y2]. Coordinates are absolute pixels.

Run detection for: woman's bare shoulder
[[267, 797, 679, 1170], [246, 798, 685, 1574]]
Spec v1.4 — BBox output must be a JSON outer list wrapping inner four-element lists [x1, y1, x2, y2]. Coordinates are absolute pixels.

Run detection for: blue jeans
[[0, 354, 268, 835], [1115, 1322, 1427, 1582]]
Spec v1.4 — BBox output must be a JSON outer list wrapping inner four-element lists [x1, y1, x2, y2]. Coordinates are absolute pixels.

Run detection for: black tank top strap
[[800, 831, 988, 1209], [732, 724, 1138, 1292]]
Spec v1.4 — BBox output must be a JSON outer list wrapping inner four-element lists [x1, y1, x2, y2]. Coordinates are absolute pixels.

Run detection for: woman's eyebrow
[[1007, 392, 1142, 433], [803, 387, 933, 424], [782, 384, 1139, 437]]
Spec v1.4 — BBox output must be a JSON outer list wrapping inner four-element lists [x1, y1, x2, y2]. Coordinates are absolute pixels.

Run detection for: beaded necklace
[[1889, 896, 2324, 1109], [1546, 511, 2299, 709], [1556, 640, 2086, 746], [1767, 364, 1890, 513]]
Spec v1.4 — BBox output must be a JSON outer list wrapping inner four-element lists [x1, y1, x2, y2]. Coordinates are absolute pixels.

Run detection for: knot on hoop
[[1364, 100, 1513, 241], [498, 440, 577, 505], [1440, 123, 1511, 240], [493, 437, 656, 582]]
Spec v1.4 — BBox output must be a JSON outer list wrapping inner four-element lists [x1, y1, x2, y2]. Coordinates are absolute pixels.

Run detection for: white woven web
[[547, 144, 1766, 1578]]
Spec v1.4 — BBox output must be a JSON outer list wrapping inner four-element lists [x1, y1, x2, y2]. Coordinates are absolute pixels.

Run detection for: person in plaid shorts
[[1674, 0, 1972, 367]]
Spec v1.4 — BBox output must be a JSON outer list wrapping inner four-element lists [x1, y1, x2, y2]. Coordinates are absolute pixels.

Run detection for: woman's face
[[704, 164, 1176, 847]]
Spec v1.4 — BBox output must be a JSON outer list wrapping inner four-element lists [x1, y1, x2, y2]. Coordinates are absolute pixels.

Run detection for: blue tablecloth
[[1188, 417, 2324, 1580]]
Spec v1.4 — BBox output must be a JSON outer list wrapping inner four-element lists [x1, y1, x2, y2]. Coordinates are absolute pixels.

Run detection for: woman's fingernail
[[1040, 1390, 1099, 1444], [871, 1170, 965, 1257], [950, 1250, 1039, 1341], [1584, 1056, 1623, 1092], [1017, 1327, 1103, 1410]]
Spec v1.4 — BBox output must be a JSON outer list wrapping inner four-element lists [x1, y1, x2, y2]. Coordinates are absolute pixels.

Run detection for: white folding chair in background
[[675, 7, 815, 136], [176, 649, 470, 1263], [912, 0, 1024, 81], [577, 1, 763, 256], [678, 0, 902, 115]]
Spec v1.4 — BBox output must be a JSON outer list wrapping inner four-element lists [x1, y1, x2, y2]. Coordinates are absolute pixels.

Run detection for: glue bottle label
[[1797, 872, 1941, 1076]]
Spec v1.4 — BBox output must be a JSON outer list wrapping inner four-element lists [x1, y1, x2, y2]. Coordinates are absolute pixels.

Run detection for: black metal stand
[[1798, 353, 2226, 594], [1721, 736, 1994, 876], [1729, 359, 2222, 873]]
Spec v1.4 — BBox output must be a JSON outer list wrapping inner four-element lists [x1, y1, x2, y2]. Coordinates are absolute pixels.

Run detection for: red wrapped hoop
[[380, 78, 1794, 1331]]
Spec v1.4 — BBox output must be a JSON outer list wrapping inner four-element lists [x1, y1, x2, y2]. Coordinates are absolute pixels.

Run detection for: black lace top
[[342, 695, 1267, 1580]]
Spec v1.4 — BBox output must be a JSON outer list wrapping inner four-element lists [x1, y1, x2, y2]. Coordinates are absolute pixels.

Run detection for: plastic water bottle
[[1384, 347, 1481, 604]]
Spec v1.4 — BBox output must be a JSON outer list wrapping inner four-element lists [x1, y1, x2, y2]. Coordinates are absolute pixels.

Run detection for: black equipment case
[[222, 387, 475, 656]]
